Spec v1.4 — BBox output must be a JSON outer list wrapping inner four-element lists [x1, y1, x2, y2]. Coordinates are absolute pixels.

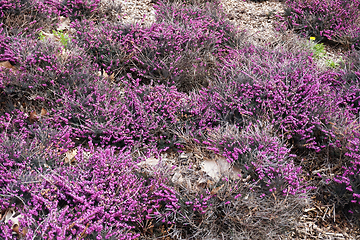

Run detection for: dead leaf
[[0, 61, 17, 74], [210, 184, 224, 195], [207, 179, 215, 187], [29, 111, 38, 123], [29, 108, 48, 123], [0, 61, 13, 69], [201, 157, 242, 181], [0, 208, 26, 237], [12, 224, 27, 237], [40, 108, 47, 117], [41, 31, 56, 40], [97, 70, 115, 81], [109, 73, 115, 81], [201, 159, 221, 181], [137, 157, 160, 167], [64, 148, 77, 164]]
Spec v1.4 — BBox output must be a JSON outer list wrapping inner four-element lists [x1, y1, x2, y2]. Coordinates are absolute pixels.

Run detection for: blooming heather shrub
[[201, 122, 305, 195], [191, 43, 356, 151], [56, 0, 121, 21], [0, 30, 19, 65], [70, 20, 139, 76], [0, 140, 180, 238], [0, 111, 179, 238], [333, 50, 360, 116], [129, 22, 226, 91], [3, 0, 360, 237], [58, 0, 101, 20], [71, 1, 238, 92], [0, 0, 58, 36], [50, 82, 187, 150], [0, 110, 73, 215], [154, 0, 238, 49], [1, 27, 191, 150], [283, 0, 360, 48], [0, 33, 99, 114], [315, 124, 360, 220]]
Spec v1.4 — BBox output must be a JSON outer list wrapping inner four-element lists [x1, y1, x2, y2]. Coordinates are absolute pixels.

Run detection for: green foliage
[[308, 38, 343, 69], [38, 30, 71, 48], [311, 42, 326, 60], [52, 30, 71, 48], [326, 58, 341, 69], [38, 31, 46, 41]]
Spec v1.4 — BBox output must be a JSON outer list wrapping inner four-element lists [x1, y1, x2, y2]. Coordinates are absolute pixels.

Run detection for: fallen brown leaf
[[210, 184, 224, 195], [29, 111, 38, 124], [64, 148, 77, 164], [29, 108, 48, 123], [40, 108, 47, 117], [0, 61, 13, 69], [0, 61, 17, 74], [12, 224, 28, 237]]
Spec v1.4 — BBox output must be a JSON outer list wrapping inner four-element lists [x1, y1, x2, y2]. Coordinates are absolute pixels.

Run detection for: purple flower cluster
[[71, 1, 235, 91], [2, 0, 360, 237], [186, 44, 355, 152], [0, 113, 179, 238], [201, 122, 304, 195], [57, 0, 101, 20], [51, 82, 187, 149], [283, 0, 360, 48], [0, 0, 59, 36], [333, 130, 360, 205]]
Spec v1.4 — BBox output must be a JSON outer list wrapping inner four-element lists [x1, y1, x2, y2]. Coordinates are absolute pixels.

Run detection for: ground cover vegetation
[[0, 0, 360, 238]]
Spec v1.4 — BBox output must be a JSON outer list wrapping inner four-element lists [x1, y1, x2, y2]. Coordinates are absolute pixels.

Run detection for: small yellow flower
[[310, 37, 316, 41]]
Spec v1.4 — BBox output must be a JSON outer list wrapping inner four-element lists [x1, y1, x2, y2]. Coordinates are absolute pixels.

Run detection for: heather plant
[[0, 0, 120, 38], [50, 81, 188, 150], [282, 0, 360, 48], [182, 121, 306, 196], [211, 123, 304, 194], [165, 167, 306, 239], [57, 0, 122, 22], [0, 0, 59, 36], [71, 1, 238, 92], [333, 130, 360, 207], [0, 30, 19, 65], [313, 52, 360, 217], [2, 0, 360, 237], [138, 145, 306, 239], [202, 43, 355, 151], [336, 50, 360, 115], [311, 120, 360, 222], [0, 110, 180, 238], [154, 0, 237, 49], [0, 32, 98, 115], [0, 141, 180, 238], [58, 0, 101, 20]]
